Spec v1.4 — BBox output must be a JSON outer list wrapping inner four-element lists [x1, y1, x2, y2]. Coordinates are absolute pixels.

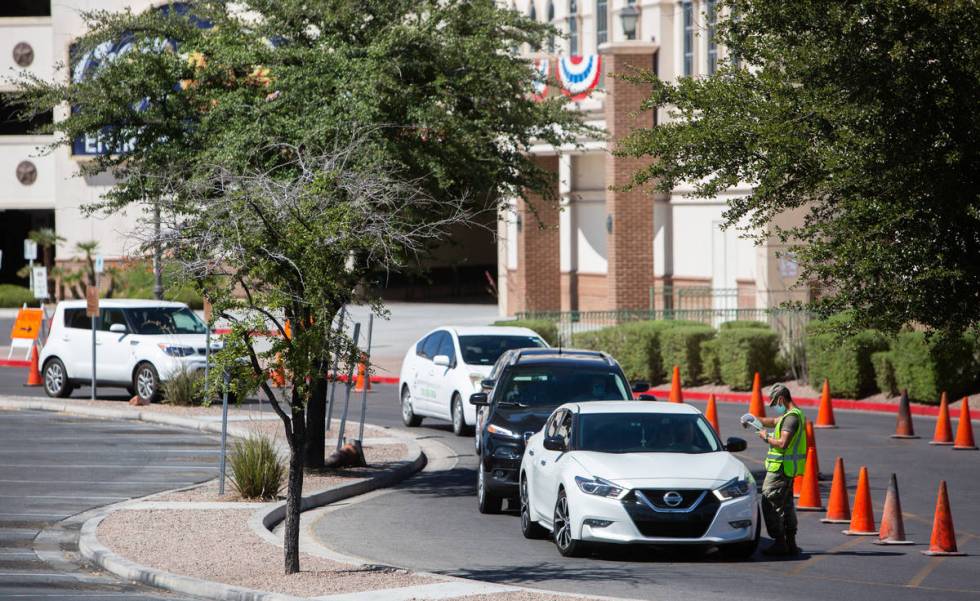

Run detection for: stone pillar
[[601, 42, 658, 311], [506, 154, 561, 314]]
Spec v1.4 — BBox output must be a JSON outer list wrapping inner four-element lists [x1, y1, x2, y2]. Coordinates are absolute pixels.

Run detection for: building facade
[[499, 0, 805, 317]]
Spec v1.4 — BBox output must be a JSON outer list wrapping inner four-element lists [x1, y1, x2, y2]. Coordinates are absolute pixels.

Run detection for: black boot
[[786, 532, 801, 555], [762, 535, 791, 556]]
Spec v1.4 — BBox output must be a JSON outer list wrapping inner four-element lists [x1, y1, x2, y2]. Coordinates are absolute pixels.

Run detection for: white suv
[[39, 299, 219, 403], [398, 326, 547, 436]]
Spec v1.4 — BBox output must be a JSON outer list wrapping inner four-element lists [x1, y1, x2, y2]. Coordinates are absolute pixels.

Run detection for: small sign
[[24, 240, 37, 261], [86, 286, 100, 318], [94, 255, 105, 274], [31, 266, 48, 299], [11, 308, 44, 340]]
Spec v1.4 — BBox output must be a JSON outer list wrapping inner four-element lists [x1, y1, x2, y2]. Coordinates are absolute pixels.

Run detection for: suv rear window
[[496, 364, 630, 407]]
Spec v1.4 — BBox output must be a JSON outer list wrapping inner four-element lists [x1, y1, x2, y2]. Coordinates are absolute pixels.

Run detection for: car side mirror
[[480, 378, 495, 390], [433, 354, 451, 367], [638, 393, 658, 401], [631, 380, 650, 393], [469, 392, 489, 406], [725, 437, 747, 453], [543, 435, 566, 452], [109, 323, 127, 333]]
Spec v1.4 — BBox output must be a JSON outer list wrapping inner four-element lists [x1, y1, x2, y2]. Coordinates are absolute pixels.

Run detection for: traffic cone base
[[820, 518, 850, 524], [876, 539, 916, 546], [842, 529, 879, 536], [929, 441, 954, 446], [951, 445, 978, 450], [890, 434, 920, 439], [814, 424, 839, 429], [921, 549, 966, 556]]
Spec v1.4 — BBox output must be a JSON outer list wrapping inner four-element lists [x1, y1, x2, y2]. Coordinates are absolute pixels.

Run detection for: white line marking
[[0, 479, 211, 485], [0, 495, 128, 500], [0, 464, 216, 470], [0, 512, 66, 518]]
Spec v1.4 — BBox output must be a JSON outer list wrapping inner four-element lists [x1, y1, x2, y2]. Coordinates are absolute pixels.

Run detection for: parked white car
[[398, 326, 547, 435], [39, 299, 219, 403], [520, 401, 759, 559]]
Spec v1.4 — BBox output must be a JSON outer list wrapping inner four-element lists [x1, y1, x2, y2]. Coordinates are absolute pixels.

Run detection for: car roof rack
[[509, 347, 616, 366]]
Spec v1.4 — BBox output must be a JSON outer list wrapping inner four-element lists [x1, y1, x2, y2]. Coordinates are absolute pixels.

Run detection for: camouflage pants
[[761, 470, 797, 539]]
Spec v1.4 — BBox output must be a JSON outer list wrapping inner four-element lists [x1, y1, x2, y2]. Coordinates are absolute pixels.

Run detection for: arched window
[[568, 0, 579, 55], [547, 0, 556, 53], [596, 0, 608, 47]]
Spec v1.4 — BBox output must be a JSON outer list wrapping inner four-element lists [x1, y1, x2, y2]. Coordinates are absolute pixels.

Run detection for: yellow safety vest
[[764, 407, 807, 477]]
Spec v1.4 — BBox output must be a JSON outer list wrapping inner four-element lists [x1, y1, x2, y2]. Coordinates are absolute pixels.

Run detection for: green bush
[[872, 351, 897, 397], [716, 327, 781, 390], [661, 325, 716, 385], [0, 284, 35, 308], [719, 320, 770, 330], [161, 364, 204, 406], [492, 319, 559, 347], [229, 434, 284, 500], [805, 319, 889, 398], [890, 331, 975, 403], [700, 338, 721, 383], [571, 320, 703, 384]]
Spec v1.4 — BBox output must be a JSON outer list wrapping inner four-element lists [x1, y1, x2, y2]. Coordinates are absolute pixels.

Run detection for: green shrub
[[890, 331, 975, 403], [492, 319, 559, 347], [872, 351, 897, 397], [571, 320, 704, 384], [229, 434, 284, 500], [716, 327, 781, 390], [661, 325, 716, 385], [700, 338, 721, 383], [161, 364, 204, 406], [719, 320, 770, 330], [805, 319, 889, 398], [0, 284, 35, 308]]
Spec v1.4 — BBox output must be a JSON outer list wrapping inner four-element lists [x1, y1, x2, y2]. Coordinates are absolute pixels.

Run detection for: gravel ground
[[99, 509, 438, 596]]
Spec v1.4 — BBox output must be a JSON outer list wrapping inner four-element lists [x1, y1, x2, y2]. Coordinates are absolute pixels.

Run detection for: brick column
[[601, 42, 658, 311], [507, 155, 561, 314]]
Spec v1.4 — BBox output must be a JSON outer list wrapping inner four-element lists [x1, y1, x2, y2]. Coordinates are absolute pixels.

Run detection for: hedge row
[[713, 327, 782, 390], [0, 284, 35, 308], [492, 319, 560, 347], [806, 316, 889, 398], [570, 320, 703, 383]]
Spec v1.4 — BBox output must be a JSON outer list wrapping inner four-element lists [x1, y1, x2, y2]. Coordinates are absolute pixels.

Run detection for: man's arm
[[758, 415, 799, 449]]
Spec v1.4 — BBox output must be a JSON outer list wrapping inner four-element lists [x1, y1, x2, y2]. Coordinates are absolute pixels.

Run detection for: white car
[[398, 326, 547, 435], [520, 401, 759, 559], [39, 299, 219, 403]]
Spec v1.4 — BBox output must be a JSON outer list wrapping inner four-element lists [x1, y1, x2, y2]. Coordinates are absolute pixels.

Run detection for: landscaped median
[[0, 396, 617, 601]]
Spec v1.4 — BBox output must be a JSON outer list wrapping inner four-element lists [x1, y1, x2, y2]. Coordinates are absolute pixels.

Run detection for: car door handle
[[540, 460, 546, 466], [528, 450, 534, 456]]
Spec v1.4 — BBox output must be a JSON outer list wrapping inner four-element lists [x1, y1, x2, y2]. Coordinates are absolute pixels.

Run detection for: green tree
[[618, 0, 980, 335]]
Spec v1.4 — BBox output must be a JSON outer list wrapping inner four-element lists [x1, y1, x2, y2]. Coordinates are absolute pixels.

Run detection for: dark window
[[0, 95, 52, 136], [458, 335, 546, 366], [497, 364, 630, 408], [530, 2, 536, 21], [0, 1, 50, 17], [707, 0, 718, 75], [64, 308, 91, 330], [568, 0, 578, 55], [99, 308, 128, 332], [558, 411, 573, 446], [575, 413, 721, 453], [545, 410, 564, 438], [123, 307, 206, 335], [596, 0, 607, 47], [420, 332, 444, 360], [436, 333, 456, 363], [683, 1, 694, 76], [547, 1, 556, 53]]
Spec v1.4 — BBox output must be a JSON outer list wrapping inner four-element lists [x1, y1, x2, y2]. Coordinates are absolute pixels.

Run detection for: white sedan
[[520, 401, 759, 558], [398, 326, 547, 435]]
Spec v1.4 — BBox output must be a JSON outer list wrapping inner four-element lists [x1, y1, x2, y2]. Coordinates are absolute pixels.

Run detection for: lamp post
[[620, 4, 640, 40]]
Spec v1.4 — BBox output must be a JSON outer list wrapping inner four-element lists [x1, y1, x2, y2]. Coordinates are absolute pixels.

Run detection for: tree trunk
[[153, 202, 163, 300], [284, 407, 305, 575], [304, 375, 327, 469]]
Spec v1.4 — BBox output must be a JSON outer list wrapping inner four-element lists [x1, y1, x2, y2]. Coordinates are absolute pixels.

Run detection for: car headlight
[[492, 445, 522, 460], [486, 423, 519, 439], [157, 344, 195, 357], [574, 476, 627, 499], [713, 477, 752, 501]]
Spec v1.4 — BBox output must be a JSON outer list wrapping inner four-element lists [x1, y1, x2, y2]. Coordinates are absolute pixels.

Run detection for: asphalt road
[[313, 385, 980, 601], [0, 408, 220, 601]]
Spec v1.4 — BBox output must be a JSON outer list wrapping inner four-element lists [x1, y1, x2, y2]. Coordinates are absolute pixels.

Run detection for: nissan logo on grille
[[663, 491, 684, 507]]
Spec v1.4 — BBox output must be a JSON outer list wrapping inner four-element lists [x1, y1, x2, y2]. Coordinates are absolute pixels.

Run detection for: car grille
[[621, 488, 720, 539], [197, 348, 207, 355]]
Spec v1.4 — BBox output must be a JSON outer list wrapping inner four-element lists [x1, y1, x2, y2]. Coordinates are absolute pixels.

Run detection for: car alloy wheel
[[136, 366, 156, 400], [552, 490, 584, 557], [44, 360, 67, 398], [452, 397, 464, 435], [477, 465, 502, 514], [401, 386, 422, 427]]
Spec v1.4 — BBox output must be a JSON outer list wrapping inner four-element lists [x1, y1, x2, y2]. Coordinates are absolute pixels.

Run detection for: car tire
[[553, 488, 586, 557], [401, 386, 422, 427], [720, 510, 761, 560], [520, 475, 547, 539], [477, 465, 503, 514], [133, 362, 161, 404], [43, 359, 71, 398], [451, 393, 472, 436]]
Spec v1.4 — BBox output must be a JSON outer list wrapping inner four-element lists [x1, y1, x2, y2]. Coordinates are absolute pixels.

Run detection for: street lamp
[[620, 4, 640, 40]]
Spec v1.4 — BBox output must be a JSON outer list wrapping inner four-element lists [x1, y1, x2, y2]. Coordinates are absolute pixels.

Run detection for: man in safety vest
[[757, 384, 806, 556]]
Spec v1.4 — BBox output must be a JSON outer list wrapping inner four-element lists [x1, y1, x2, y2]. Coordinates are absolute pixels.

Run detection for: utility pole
[[152, 201, 163, 300]]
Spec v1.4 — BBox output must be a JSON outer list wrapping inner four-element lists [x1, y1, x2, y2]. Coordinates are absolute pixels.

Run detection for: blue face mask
[[772, 404, 786, 416]]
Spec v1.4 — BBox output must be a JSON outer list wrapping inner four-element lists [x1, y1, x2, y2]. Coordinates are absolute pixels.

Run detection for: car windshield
[[458, 335, 546, 365], [575, 413, 721, 454], [496, 365, 630, 408], [124, 307, 207, 335]]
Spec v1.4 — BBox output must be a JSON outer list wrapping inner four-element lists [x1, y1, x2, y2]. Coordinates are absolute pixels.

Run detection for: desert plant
[[160, 364, 204, 406], [229, 434, 285, 500]]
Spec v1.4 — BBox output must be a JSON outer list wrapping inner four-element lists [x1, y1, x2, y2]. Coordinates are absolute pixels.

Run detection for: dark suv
[[470, 349, 639, 513]]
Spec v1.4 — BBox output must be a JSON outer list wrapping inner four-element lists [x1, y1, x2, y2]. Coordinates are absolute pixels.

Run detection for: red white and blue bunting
[[557, 55, 602, 101], [531, 58, 550, 101]]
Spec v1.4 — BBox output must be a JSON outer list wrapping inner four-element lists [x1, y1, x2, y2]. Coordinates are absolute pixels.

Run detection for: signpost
[[218, 369, 231, 496], [86, 286, 99, 400], [336, 322, 361, 451], [24, 240, 37, 293]]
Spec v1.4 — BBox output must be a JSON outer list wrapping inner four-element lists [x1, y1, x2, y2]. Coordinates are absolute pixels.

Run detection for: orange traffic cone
[[25, 343, 42, 387], [842, 466, 876, 535], [930, 392, 954, 446], [952, 397, 978, 450], [821, 457, 851, 524], [796, 447, 824, 511], [874, 473, 914, 545], [354, 359, 366, 392], [748, 372, 765, 418], [669, 366, 683, 403], [805, 421, 821, 478], [705, 394, 720, 436], [891, 389, 919, 439], [270, 353, 286, 387], [815, 379, 837, 428], [921, 480, 965, 556]]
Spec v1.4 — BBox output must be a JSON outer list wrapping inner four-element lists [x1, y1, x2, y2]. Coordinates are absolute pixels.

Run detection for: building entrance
[[0, 209, 54, 286]]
